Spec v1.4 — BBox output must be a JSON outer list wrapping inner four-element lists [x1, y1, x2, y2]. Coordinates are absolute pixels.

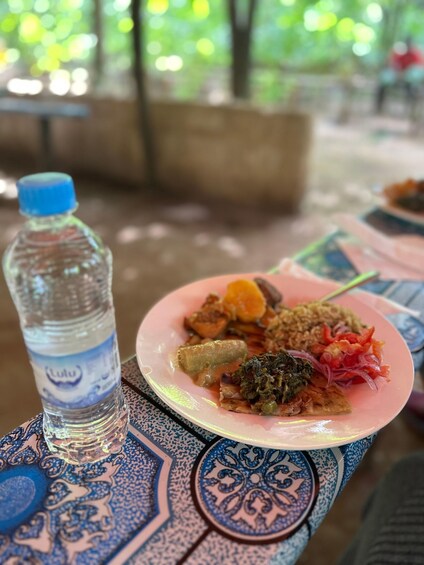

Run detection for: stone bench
[[0, 97, 312, 210], [0, 97, 90, 170]]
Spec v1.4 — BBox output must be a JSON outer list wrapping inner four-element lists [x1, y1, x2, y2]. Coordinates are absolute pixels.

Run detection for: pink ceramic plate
[[136, 273, 414, 450]]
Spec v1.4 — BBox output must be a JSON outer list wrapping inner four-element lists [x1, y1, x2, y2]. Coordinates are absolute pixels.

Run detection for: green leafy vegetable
[[231, 351, 313, 415]]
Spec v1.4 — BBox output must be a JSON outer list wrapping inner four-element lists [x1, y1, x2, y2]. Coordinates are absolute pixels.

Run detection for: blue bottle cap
[[17, 172, 77, 216]]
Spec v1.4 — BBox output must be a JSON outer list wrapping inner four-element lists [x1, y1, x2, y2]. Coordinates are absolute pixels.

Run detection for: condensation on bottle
[[2, 173, 129, 464]]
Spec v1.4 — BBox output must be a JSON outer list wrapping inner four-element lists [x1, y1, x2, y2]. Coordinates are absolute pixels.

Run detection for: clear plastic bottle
[[3, 173, 129, 464]]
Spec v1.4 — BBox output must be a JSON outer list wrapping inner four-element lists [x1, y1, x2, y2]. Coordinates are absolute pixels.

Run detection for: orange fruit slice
[[223, 279, 266, 323]]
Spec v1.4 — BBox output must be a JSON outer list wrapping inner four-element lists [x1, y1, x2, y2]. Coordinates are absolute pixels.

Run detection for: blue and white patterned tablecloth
[[0, 208, 423, 564], [0, 364, 375, 565]]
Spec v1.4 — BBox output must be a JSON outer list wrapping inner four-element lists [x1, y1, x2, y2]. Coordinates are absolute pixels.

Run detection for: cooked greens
[[230, 351, 313, 415]]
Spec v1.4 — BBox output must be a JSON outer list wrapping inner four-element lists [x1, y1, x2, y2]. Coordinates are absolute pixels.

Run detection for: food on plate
[[266, 301, 365, 353], [253, 277, 283, 307], [220, 352, 351, 416], [184, 293, 232, 339], [177, 339, 247, 386], [309, 325, 388, 383], [383, 178, 424, 213], [184, 278, 275, 340], [223, 279, 267, 322], [230, 352, 313, 409], [184, 277, 283, 355], [178, 277, 390, 417]]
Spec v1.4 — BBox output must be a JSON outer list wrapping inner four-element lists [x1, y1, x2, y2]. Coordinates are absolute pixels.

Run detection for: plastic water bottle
[[3, 173, 129, 464]]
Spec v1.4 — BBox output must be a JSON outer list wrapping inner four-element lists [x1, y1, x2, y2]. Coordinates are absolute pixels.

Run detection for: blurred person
[[375, 37, 424, 114], [338, 451, 424, 564]]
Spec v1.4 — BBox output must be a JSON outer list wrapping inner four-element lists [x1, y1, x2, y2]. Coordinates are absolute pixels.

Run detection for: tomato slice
[[315, 324, 388, 384]]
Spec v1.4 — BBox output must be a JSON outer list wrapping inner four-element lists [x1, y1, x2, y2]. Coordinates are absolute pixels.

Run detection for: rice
[[265, 301, 365, 352]]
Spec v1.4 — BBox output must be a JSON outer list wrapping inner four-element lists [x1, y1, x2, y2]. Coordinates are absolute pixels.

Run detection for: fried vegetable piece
[[253, 277, 282, 307], [184, 293, 231, 338], [178, 339, 248, 375], [223, 279, 266, 323]]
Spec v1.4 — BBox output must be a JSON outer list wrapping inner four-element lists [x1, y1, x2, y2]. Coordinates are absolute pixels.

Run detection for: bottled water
[[3, 173, 129, 464]]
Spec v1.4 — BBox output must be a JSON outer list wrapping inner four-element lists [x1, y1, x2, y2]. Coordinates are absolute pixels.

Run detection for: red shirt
[[390, 47, 424, 71]]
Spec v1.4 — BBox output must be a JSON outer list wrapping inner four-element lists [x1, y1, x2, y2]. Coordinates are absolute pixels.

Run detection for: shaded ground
[[0, 114, 423, 565]]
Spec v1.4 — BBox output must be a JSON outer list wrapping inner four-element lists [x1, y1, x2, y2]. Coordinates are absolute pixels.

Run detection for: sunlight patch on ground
[[289, 217, 326, 237], [161, 204, 210, 222], [343, 182, 375, 204], [0, 173, 18, 200], [306, 191, 341, 209], [116, 226, 145, 244], [146, 223, 171, 239], [116, 223, 172, 245], [216, 236, 246, 258]]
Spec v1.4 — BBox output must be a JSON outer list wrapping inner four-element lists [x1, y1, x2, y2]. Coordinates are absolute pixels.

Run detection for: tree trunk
[[131, 0, 158, 190], [227, 0, 257, 99], [93, 0, 104, 84], [379, 0, 405, 70]]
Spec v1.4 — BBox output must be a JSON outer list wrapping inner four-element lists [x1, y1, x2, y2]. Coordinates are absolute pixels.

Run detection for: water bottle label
[[27, 332, 121, 409]]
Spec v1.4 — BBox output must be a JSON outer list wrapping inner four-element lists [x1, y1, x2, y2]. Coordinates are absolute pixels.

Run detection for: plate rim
[[135, 272, 415, 450]]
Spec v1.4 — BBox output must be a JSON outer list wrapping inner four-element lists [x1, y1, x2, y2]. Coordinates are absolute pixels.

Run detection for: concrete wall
[[0, 97, 313, 210]]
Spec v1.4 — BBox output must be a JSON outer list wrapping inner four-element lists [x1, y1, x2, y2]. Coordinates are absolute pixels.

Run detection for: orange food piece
[[223, 279, 266, 323]]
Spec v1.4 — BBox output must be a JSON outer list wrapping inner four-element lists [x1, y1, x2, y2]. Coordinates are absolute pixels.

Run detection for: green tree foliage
[[0, 0, 92, 75], [1, 0, 423, 99]]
